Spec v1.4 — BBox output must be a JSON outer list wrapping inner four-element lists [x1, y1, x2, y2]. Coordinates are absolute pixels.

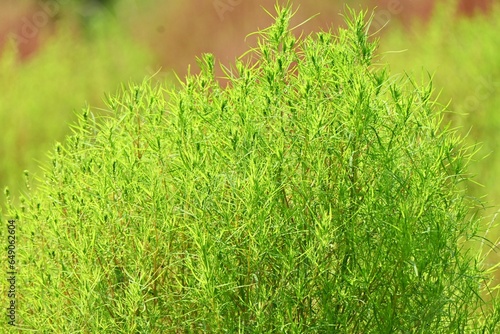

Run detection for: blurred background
[[1, 0, 499, 273]]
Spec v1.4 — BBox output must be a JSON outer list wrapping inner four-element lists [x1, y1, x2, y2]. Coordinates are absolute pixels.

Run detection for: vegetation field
[[1, 1, 500, 332]]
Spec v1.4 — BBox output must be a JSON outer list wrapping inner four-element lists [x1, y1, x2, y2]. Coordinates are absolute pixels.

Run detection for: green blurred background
[[1, 0, 499, 273]]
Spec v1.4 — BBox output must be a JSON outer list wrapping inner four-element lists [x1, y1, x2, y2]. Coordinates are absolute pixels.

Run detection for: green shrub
[[2, 5, 499, 332]]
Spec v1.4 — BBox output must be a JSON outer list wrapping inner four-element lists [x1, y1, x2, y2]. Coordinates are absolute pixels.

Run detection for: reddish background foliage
[[0, 2, 51, 60], [0, 0, 494, 73]]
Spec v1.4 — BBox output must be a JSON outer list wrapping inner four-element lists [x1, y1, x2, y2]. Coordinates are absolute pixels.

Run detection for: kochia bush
[[2, 5, 499, 333]]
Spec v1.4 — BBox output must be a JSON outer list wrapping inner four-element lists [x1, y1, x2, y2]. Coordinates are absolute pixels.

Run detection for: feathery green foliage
[[379, 1, 500, 214], [378, 1, 500, 288], [2, 4, 499, 332]]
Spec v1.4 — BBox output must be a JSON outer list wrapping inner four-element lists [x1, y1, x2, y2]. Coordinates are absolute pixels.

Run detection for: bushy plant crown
[[2, 4, 499, 332]]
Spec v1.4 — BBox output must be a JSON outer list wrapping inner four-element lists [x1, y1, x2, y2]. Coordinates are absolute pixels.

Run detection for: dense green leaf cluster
[[379, 1, 500, 221], [2, 5, 499, 332]]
